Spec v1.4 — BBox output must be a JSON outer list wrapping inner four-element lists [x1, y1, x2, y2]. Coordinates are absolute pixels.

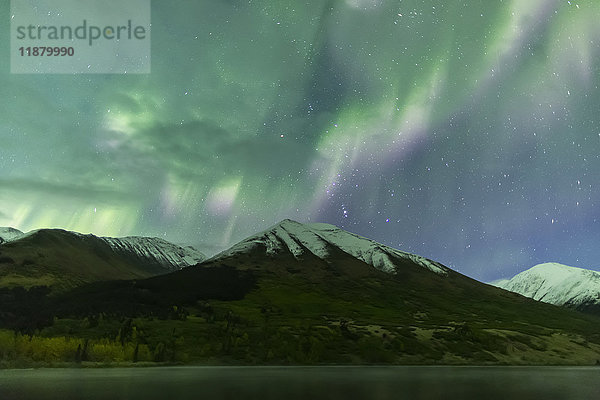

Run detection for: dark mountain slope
[[0, 229, 204, 291]]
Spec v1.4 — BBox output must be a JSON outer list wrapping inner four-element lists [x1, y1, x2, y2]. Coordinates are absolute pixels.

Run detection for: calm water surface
[[1, 366, 600, 400]]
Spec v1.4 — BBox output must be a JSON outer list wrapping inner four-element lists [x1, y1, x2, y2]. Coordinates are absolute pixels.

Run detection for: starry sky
[[1, 0, 599, 282]]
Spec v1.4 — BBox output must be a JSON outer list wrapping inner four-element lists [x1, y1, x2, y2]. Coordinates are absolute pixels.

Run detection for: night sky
[[1, 0, 599, 282]]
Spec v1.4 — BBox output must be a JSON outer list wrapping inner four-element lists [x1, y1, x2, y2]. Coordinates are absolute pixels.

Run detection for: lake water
[[1, 366, 600, 400]]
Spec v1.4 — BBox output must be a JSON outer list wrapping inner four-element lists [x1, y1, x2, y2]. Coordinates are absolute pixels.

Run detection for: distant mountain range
[[494, 263, 600, 314], [0, 227, 205, 290], [2, 220, 600, 366]]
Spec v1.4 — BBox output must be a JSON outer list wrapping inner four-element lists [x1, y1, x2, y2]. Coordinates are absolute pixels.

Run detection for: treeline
[[58, 264, 256, 317], [0, 286, 54, 333], [0, 266, 256, 333], [0, 319, 401, 366], [0, 329, 153, 365], [0, 315, 189, 365]]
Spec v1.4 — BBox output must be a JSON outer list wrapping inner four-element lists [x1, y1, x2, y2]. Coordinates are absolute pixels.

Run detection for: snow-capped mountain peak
[[0, 227, 24, 244], [212, 219, 448, 276], [496, 262, 600, 307]]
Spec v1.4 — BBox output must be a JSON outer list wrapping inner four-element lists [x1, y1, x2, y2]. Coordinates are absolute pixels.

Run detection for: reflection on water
[[1, 366, 600, 400]]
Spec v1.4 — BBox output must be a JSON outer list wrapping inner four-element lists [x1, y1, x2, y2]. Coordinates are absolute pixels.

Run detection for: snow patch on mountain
[[306, 222, 446, 275], [495, 263, 600, 307], [212, 219, 448, 276], [102, 236, 206, 271], [0, 227, 24, 244]]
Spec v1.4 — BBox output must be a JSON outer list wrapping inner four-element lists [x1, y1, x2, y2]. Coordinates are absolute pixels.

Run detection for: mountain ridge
[[101, 235, 206, 272], [211, 219, 448, 276], [4, 220, 600, 365]]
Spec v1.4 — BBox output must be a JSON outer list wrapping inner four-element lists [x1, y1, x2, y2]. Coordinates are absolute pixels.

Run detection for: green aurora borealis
[[1, 0, 600, 281]]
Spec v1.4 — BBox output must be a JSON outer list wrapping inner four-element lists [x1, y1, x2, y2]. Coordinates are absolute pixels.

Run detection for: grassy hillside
[[2, 244, 600, 366], [0, 229, 170, 291]]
